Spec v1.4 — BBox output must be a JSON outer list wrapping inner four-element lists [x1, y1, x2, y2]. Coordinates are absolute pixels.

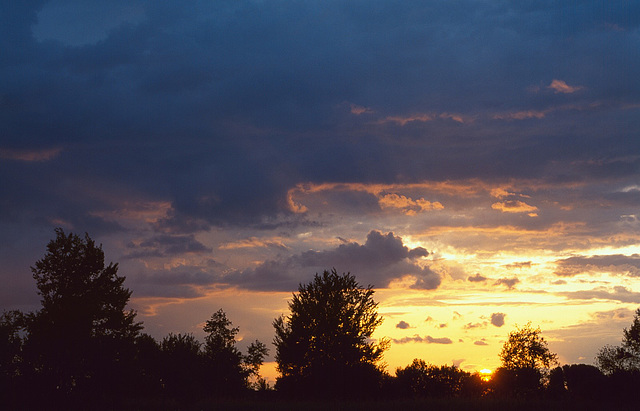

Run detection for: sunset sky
[[2, 1, 640, 382]]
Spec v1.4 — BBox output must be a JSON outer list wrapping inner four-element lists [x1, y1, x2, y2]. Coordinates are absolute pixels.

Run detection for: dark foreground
[[112, 397, 636, 411]]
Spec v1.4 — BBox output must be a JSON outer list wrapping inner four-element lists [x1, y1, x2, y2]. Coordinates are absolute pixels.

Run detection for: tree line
[[2, 229, 640, 409]]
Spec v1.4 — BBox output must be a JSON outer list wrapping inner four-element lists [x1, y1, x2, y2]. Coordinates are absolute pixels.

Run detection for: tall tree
[[202, 309, 245, 394], [273, 269, 388, 397], [24, 228, 141, 400]]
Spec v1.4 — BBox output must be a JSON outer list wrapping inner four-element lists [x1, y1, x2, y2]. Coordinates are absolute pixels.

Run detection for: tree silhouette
[[160, 333, 204, 402], [494, 322, 557, 396], [0, 310, 26, 406], [595, 308, 640, 403], [596, 308, 640, 373], [499, 322, 557, 370], [23, 228, 142, 403], [395, 359, 483, 398], [244, 340, 269, 390], [202, 309, 246, 395], [273, 269, 388, 397]]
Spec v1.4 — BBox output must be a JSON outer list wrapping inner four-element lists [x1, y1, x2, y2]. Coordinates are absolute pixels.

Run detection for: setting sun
[[479, 369, 493, 381]]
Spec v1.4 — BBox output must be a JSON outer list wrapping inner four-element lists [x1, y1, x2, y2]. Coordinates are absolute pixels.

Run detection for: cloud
[[379, 113, 434, 126], [218, 237, 288, 250], [396, 320, 411, 329], [0, 147, 62, 162], [559, 286, 640, 304], [378, 193, 444, 215], [493, 110, 547, 120], [491, 312, 506, 327], [548, 79, 584, 94], [350, 103, 373, 115], [392, 335, 453, 344], [464, 322, 486, 330], [494, 277, 520, 289], [227, 230, 439, 291], [504, 261, 532, 269], [126, 234, 212, 258], [491, 200, 538, 215], [474, 340, 489, 346], [131, 260, 226, 298], [467, 273, 487, 282], [555, 254, 640, 277]]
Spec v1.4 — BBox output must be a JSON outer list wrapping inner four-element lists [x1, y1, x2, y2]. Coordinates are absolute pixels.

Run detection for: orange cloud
[[379, 193, 444, 215], [0, 147, 62, 161], [350, 103, 373, 115], [491, 200, 538, 214], [377, 111, 469, 126], [379, 113, 433, 126], [219, 237, 288, 250], [548, 79, 583, 94]]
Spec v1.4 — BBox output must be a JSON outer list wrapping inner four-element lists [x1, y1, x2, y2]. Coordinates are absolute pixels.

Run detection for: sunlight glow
[[479, 368, 493, 381]]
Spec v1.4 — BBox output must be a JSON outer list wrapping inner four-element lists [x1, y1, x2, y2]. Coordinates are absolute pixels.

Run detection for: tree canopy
[[30, 228, 141, 340], [23, 228, 142, 403], [499, 322, 557, 371], [273, 269, 388, 397]]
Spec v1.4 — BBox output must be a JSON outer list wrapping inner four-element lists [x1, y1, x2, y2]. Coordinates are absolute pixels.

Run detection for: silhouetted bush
[[395, 359, 484, 398]]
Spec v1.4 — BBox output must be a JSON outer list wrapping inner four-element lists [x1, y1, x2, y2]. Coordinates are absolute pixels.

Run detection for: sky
[[2, 0, 640, 382]]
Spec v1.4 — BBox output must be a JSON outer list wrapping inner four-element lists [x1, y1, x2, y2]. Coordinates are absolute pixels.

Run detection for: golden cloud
[[219, 236, 288, 250], [491, 200, 538, 214], [379, 193, 444, 215]]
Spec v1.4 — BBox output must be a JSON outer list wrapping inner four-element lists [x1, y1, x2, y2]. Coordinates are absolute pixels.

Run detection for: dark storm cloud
[[227, 230, 437, 291], [392, 335, 453, 345], [555, 254, 640, 277], [1, 0, 639, 236], [2, 0, 640, 309]]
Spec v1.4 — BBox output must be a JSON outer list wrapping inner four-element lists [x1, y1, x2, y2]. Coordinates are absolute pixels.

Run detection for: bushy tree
[[23, 228, 142, 402], [499, 322, 557, 371], [273, 269, 388, 397], [494, 322, 557, 396]]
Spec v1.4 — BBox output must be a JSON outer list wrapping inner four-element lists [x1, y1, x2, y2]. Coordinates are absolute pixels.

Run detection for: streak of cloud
[[392, 335, 454, 345]]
